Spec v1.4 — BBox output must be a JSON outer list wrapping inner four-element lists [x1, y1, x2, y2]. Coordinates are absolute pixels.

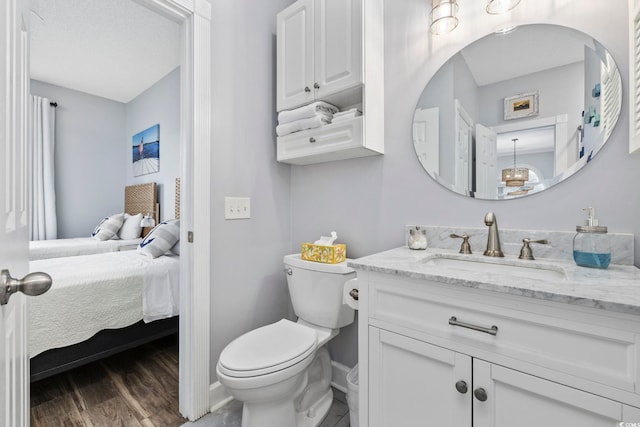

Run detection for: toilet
[[216, 254, 356, 427]]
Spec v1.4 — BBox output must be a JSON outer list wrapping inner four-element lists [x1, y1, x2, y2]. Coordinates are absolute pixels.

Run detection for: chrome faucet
[[483, 212, 504, 257]]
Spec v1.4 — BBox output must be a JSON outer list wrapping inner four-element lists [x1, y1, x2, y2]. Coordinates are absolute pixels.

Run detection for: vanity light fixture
[[140, 213, 156, 228], [501, 138, 529, 187], [429, 0, 458, 35], [486, 0, 522, 15]]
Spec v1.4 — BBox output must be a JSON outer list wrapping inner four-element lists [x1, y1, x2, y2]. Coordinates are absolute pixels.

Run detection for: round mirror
[[412, 24, 621, 200]]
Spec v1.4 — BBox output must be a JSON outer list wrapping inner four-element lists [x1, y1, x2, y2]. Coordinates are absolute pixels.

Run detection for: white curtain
[[29, 96, 57, 240]]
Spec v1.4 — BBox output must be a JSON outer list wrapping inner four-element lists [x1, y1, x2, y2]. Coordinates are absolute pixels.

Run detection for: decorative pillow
[[170, 240, 180, 255], [91, 213, 125, 241], [137, 219, 180, 258], [118, 213, 143, 240]]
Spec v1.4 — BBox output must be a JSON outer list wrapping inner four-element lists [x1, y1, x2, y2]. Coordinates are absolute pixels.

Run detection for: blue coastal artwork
[[132, 124, 160, 177]]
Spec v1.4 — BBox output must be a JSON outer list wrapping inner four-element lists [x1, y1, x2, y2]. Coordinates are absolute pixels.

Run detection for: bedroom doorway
[[26, 0, 211, 422]]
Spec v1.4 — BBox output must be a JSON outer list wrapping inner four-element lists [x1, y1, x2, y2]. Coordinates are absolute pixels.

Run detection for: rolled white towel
[[333, 108, 362, 117], [278, 101, 339, 125], [276, 115, 330, 137], [332, 109, 362, 123]]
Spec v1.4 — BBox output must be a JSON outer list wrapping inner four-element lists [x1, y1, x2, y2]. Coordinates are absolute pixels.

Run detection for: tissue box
[[301, 243, 346, 264]]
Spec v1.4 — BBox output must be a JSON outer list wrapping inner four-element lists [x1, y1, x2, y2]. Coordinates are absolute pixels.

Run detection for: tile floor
[[181, 389, 351, 427]]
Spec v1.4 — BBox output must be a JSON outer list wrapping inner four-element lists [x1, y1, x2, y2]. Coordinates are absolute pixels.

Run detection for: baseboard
[[331, 361, 352, 394], [209, 381, 233, 412]]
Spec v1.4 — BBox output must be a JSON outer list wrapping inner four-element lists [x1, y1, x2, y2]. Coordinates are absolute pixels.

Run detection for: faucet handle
[[450, 233, 472, 254], [518, 238, 549, 260]]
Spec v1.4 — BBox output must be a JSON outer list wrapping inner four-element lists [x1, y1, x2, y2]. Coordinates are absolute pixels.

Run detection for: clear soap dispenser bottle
[[573, 207, 611, 269]]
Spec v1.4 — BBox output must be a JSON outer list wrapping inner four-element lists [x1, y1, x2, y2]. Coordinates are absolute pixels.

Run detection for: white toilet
[[216, 254, 356, 427]]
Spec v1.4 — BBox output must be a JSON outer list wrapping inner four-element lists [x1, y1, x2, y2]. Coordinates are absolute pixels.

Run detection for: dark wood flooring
[[30, 335, 185, 427]]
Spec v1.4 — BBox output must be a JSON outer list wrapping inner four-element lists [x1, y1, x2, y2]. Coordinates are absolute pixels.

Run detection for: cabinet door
[[473, 359, 627, 427], [277, 0, 314, 111], [369, 327, 471, 427], [313, 0, 362, 99]]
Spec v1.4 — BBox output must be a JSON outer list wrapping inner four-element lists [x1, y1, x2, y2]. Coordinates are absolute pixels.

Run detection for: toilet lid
[[218, 319, 318, 378]]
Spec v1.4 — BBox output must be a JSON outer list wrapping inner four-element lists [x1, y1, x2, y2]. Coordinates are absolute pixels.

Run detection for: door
[[413, 107, 439, 175], [475, 124, 498, 198], [1, 0, 31, 425], [368, 328, 472, 427], [473, 359, 628, 427], [277, 0, 314, 111], [314, 0, 362, 100], [454, 100, 473, 194]]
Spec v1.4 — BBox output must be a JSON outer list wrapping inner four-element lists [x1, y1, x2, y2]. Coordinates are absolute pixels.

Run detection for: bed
[[29, 182, 160, 260], [29, 179, 180, 382]]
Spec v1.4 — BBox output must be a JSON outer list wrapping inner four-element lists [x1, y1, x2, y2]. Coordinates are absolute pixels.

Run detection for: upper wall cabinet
[[630, 0, 640, 153], [277, 0, 362, 111]]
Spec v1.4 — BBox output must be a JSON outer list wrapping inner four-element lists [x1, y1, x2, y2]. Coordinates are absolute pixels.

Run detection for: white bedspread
[[29, 237, 142, 260], [28, 251, 179, 357]]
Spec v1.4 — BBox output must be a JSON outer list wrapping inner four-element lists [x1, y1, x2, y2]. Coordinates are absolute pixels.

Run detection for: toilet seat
[[218, 319, 317, 378]]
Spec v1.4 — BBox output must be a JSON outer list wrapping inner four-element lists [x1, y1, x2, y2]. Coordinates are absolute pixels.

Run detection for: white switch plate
[[225, 197, 251, 219]]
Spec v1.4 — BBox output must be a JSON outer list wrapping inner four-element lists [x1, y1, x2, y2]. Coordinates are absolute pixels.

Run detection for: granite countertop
[[348, 247, 640, 316]]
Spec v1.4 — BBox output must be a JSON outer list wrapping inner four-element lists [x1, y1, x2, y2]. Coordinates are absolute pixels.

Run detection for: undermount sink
[[422, 255, 567, 281]]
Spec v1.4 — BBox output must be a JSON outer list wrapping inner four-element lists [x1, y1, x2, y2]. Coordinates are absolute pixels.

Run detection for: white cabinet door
[[313, 0, 361, 100], [473, 359, 627, 427], [277, 0, 314, 111], [369, 328, 472, 427]]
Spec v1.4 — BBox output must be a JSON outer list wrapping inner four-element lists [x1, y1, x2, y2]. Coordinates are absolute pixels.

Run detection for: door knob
[[455, 380, 468, 394], [474, 387, 488, 402], [0, 269, 52, 305]]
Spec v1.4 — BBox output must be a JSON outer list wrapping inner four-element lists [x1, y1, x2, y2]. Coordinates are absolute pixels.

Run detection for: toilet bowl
[[216, 254, 356, 427]]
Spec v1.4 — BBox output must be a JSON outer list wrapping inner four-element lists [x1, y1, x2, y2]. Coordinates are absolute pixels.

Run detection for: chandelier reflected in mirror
[[501, 138, 529, 187]]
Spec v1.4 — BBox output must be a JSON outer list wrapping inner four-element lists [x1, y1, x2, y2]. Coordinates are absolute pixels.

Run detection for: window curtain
[[29, 95, 57, 240]]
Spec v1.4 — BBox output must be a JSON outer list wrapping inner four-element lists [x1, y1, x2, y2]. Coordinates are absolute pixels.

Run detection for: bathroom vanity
[[351, 247, 640, 426]]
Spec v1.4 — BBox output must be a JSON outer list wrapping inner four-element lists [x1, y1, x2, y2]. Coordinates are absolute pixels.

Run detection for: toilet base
[[295, 388, 333, 427]]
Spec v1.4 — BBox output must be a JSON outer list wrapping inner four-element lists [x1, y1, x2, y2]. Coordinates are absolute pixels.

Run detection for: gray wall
[[30, 80, 126, 238], [290, 1, 636, 368], [125, 68, 181, 221], [210, 0, 295, 382]]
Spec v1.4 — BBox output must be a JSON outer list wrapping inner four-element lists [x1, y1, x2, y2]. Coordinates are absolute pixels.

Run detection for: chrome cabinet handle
[[449, 316, 498, 336], [309, 137, 316, 143], [0, 269, 52, 305], [474, 388, 488, 402], [349, 289, 359, 301], [304, 86, 311, 93], [455, 380, 468, 394], [283, 268, 292, 275], [313, 82, 320, 89]]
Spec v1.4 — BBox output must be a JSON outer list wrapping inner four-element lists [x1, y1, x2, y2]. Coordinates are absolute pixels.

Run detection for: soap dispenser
[[573, 207, 611, 269]]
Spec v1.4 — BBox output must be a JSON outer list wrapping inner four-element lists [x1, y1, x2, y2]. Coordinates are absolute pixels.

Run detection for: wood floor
[[30, 335, 185, 427]]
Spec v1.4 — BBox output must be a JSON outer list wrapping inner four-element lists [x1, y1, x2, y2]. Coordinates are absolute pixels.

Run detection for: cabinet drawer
[[278, 116, 378, 165], [369, 276, 639, 394]]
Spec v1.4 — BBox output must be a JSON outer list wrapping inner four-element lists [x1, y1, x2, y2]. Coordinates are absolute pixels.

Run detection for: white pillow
[[91, 213, 125, 241], [118, 213, 143, 240], [137, 219, 180, 258], [170, 240, 180, 255]]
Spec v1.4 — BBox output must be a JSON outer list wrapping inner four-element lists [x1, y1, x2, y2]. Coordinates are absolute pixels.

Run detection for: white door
[[475, 124, 498, 198], [413, 107, 439, 175], [1, 0, 31, 425], [368, 328, 472, 427], [454, 100, 473, 194], [276, 0, 314, 111], [314, 0, 362, 100], [473, 359, 627, 427]]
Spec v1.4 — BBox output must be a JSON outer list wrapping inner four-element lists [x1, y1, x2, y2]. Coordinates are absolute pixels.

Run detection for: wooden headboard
[[124, 183, 159, 235]]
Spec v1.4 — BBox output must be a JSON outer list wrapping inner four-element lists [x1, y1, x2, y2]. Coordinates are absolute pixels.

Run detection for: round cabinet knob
[[304, 86, 311, 93], [474, 388, 488, 402], [455, 380, 468, 394], [313, 82, 320, 89], [309, 137, 316, 143]]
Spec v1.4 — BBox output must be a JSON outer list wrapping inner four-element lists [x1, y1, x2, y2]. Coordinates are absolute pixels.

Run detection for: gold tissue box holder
[[301, 243, 346, 264]]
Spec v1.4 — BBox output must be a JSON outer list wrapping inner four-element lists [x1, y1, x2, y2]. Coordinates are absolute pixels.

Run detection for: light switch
[[225, 197, 251, 219]]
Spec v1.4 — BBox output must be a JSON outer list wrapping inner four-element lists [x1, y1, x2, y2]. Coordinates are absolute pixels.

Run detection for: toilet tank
[[284, 254, 356, 329]]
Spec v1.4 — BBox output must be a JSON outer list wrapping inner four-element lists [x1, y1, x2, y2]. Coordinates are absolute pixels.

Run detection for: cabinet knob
[[455, 380, 468, 394], [309, 137, 316, 143], [474, 388, 488, 402], [314, 82, 320, 89], [305, 86, 311, 93]]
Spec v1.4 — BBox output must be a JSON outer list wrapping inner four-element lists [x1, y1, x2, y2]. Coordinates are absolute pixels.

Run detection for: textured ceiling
[[30, 0, 180, 103]]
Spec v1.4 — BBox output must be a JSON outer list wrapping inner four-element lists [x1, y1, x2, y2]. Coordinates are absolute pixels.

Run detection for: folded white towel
[[333, 108, 362, 117], [276, 115, 330, 137], [278, 101, 339, 125], [331, 109, 362, 123]]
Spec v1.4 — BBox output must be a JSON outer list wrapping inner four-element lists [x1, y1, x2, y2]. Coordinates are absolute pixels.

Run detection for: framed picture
[[504, 91, 539, 120], [132, 124, 160, 177]]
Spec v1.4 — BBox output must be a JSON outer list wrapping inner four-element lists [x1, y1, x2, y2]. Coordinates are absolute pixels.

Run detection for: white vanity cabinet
[[276, 0, 384, 165], [276, 0, 362, 112], [358, 271, 640, 427]]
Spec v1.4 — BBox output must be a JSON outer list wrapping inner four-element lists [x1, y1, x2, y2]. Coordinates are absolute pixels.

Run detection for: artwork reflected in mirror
[[412, 24, 622, 200]]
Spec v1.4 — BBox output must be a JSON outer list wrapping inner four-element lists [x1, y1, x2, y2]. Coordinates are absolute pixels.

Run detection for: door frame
[[133, 0, 212, 420]]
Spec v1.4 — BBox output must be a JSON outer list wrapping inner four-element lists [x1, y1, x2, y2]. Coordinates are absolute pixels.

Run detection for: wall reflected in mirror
[[412, 24, 622, 200]]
